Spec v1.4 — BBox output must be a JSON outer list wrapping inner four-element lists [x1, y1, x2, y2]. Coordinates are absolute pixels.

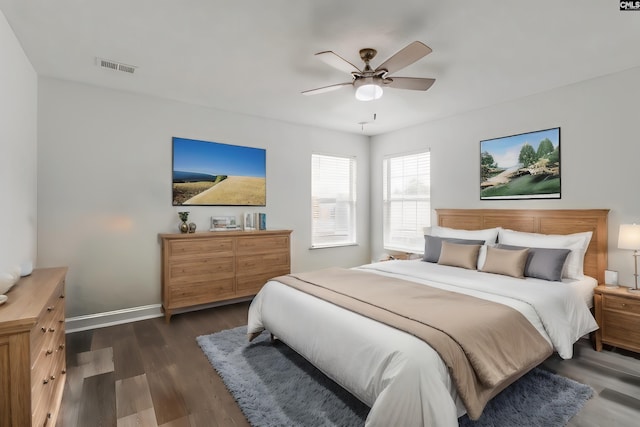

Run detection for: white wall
[[37, 78, 370, 317], [0, 11, 37, 276], [371, 66, 640, 285]]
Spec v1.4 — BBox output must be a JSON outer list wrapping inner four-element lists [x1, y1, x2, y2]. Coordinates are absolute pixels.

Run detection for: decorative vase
[[188, 222, 196, 233], [178, 211, 190, 233]]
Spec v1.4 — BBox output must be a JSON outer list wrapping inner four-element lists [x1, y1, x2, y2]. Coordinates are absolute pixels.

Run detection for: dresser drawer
[[31, 290, 65, 364], [236, 270, 290, 293], [169, 278, 235, 307], [168, 238, 234, 258], [32, 377, 56, 427], [32, 356, 64, 427], [604, 295, 640, 314], [168, 256, 235, 285], [236, 252, 289, 277], [236, 235, 289, 254], [32, 325, 65, 372], [32, 349, 57, 402], [602, 310, 640, 348]]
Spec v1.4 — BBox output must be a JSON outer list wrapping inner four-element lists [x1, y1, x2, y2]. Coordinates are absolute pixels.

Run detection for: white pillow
[[430, 226, 499, 270], [497, 229, 593, 279], [430, 226, 499, 246], [477, 245, 488, 270]]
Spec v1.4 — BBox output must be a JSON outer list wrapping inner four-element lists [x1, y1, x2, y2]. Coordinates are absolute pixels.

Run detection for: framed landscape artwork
[[480, 127, 561, 200], [172, 137, 266, 206]]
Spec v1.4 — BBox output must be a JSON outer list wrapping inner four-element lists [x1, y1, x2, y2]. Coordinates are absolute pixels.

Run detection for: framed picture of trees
[[480, 127, 560, 200]]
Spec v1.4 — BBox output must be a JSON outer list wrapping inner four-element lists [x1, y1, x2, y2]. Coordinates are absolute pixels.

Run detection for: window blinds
[[383, 151, 431, 253], [311, 154, 356, 248]]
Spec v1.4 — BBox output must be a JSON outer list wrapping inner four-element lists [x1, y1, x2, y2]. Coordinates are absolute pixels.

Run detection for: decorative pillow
[[423, 235, 486, 263], [480, 246, 529, 278], [497, 244, 571, 282], [497, 229, 592, 279], [430, 226, 499, 246], [477, 245, 488, 270], [437, 241, 482, 270]]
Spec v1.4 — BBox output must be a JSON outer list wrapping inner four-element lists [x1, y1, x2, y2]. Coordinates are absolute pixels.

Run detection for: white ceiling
[[2, 1, 639, 136]]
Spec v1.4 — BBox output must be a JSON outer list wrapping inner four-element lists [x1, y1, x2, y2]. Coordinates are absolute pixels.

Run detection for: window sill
[[384, 246, 424, 255], [309, 243, 358, 250]]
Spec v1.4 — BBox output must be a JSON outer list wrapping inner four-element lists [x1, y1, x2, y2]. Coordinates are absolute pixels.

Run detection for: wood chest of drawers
[[160, 230, 292, 322], [594, 285, 640, 353], [0, 267, 67, 427]]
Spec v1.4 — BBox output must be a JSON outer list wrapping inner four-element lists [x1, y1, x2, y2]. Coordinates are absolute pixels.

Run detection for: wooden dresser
[[594, 285, 640, 353], [0, 267, 67, 427], [159, 230, 292, 322]]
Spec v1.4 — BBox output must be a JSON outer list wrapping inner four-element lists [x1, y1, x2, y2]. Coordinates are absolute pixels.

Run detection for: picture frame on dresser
[[244, 212, 256, 230], [211, 215, 241, 231]]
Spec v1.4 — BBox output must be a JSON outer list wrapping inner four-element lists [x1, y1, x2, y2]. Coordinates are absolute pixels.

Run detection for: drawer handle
[[50, 375, 56, 381], [61, 369, 66, 374], [46, 349, 53, 355], [41, 327, 47, 333], [43, 378, 49, 385], [48, 328, 55, 332], [59, 294, 65, 298], [47, 306, 54, 311], [59, 344, 65, 350]]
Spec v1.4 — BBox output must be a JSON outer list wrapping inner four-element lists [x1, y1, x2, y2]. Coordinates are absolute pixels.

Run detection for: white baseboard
[[65, 304, 163, 333], [64, 297, 253, 333]]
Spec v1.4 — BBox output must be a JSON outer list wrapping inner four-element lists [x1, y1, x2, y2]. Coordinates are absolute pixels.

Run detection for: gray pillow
[[497, 244, 571, 281], [423, 235, 486, 263]]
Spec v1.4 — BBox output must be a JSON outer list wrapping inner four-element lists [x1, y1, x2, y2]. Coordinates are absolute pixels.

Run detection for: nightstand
[[379, 253, 420, 261], [593, 285, 640, 353]]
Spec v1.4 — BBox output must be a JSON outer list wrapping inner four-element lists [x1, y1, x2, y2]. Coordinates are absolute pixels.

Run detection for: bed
[[247, 209, 608, 427]]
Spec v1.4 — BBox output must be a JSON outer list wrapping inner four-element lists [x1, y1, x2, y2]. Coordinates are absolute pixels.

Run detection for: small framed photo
[[210, 216, 240, 231], [604, 270, 619, 288], [243, 212, 256, 231]]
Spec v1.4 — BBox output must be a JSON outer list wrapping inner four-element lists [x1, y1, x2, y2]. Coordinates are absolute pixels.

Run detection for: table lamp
[[618, 223, 640, 293]]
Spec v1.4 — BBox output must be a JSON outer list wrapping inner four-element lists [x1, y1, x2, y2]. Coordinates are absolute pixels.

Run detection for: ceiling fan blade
[[302, 82, 353, 96], [315, 51, 362, 73], [375, 41, 432, 75], [384, 77, 435, 91]]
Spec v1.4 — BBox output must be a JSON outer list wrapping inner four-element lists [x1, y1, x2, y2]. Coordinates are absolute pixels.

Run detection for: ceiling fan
[[302, 41, 435, 101]]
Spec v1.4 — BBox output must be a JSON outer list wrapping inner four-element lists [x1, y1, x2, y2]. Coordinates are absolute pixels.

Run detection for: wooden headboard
[[436, 209, 609, 284]]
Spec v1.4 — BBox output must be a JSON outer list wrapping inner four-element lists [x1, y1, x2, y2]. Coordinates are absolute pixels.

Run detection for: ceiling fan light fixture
[[304, 42, 434, 99], [355, 80, 383, 101]]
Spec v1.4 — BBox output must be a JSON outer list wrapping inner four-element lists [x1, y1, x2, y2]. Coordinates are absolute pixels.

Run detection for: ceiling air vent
[[96, 57, 137, 74]]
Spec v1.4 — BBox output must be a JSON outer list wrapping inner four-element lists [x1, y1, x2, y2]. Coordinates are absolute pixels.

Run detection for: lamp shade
[[618, 223, 640, 250]]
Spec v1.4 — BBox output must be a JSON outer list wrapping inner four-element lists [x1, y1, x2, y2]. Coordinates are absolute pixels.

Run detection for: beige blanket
[[274, 267, 553, 420]]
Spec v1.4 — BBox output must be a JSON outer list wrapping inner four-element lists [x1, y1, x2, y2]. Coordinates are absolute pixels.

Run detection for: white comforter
[[247, 260, 599, 427]]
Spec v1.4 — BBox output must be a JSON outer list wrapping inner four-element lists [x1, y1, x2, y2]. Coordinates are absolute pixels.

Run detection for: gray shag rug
[[197, 326, 593, 427]]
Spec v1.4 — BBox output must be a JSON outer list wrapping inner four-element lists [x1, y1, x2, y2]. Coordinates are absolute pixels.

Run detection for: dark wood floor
[[57, 302, 640, 427], [57, 302, 252, 427]]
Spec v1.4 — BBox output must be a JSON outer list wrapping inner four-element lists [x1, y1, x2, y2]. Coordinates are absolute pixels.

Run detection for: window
[[311, 154, 356, 248], [383, 150, 431, 253]]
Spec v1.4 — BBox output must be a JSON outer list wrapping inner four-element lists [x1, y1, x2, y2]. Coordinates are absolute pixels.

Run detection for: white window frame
[[383, 150, 431, 253], [311, 153, 357, 249]]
